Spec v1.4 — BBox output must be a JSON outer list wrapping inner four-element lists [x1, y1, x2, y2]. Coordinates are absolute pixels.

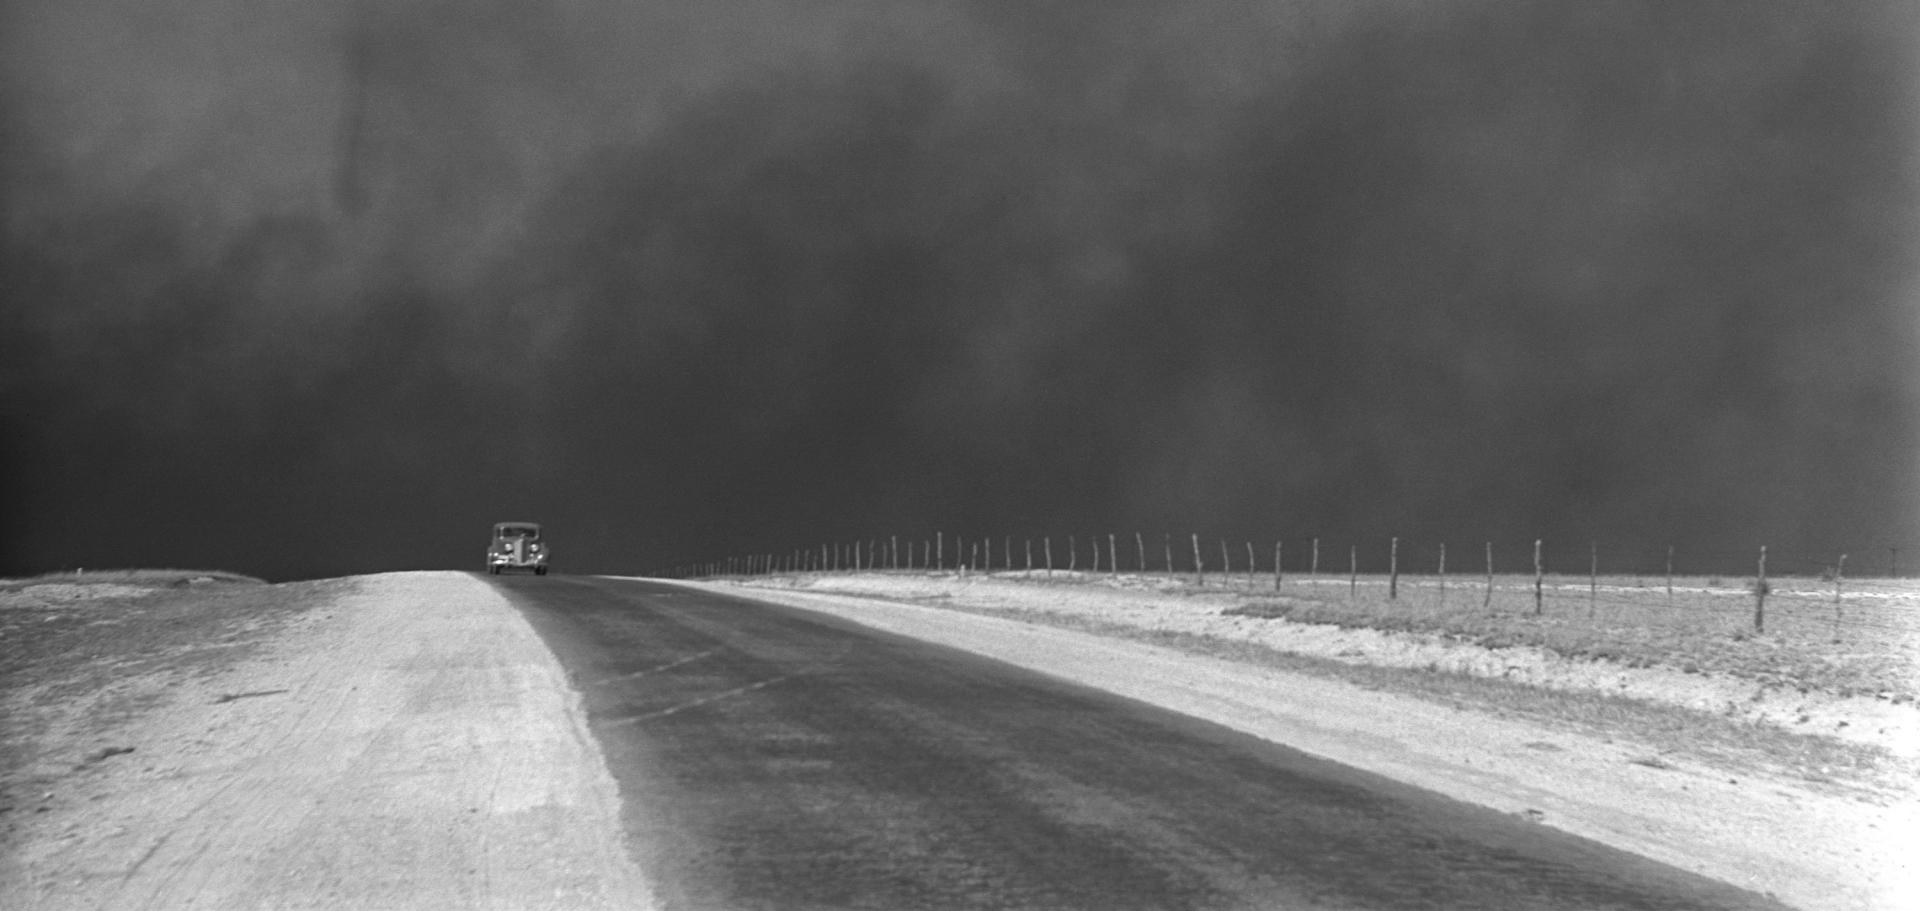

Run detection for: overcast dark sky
[[3, 0, 1916, 581]]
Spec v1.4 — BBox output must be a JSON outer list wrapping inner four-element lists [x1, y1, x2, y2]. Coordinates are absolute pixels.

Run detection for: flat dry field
[[1224, 571, 1918, 699]]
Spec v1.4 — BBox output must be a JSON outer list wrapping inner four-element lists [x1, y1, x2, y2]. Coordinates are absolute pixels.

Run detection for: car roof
[[494, 521, 541, 530]]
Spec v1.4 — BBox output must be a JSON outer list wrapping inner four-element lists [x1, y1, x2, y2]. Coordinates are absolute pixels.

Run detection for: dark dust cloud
[[3, 0, 1916, 580]]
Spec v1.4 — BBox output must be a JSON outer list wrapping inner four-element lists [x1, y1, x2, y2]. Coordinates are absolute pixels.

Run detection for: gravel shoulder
[[705, 574, 1919, 911], [1, 570, 650, 910]]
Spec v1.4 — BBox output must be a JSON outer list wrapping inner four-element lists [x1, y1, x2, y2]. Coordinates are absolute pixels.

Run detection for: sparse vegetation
[[0, 568, 266, 590], [1, 571, 329, 854], [1215, 573, 1918, 701]]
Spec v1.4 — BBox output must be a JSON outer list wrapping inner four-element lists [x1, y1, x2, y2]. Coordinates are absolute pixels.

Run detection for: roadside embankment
[[1, 571, 649, 910], [712, 572, 1918, 911]]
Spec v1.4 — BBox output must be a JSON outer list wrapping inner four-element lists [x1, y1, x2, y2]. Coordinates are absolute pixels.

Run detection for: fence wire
[[677, 534, 1917, 641]]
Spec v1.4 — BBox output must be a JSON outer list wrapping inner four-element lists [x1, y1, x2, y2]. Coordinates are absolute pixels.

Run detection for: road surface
[[500, 574, 1782, 910]]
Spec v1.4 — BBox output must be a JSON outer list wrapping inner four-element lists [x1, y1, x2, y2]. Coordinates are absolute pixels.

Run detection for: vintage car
[[487, 522, 549, 575]]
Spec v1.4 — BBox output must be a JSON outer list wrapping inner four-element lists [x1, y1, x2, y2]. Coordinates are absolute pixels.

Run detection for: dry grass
[[0, 568, 266, 590], [1210, 572, 1919, 701]]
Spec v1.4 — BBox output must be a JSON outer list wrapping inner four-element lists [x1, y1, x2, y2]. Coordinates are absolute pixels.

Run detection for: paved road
[[497, 575, 1781, 911]]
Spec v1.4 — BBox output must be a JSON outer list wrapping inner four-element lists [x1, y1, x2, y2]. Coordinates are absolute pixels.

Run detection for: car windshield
[[497, 526, 540, 539]]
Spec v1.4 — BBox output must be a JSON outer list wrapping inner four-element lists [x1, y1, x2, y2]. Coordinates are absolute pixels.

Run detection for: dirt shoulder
[[1, 571, 649, 910], [708, 575, 1918, 911]]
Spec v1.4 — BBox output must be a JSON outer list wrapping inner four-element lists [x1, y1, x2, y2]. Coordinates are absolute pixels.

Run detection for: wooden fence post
[[1220, 539, 1231, 584], [937, 532, 944, 571], [1246, 541, 1255, 586], [1389, 537, 1399, 600], [1274, 540, 1283, 590], [1484, 542, 1493, 608], [1045, 537, 1053, 576], [1136, 532, 1146, 573], [1164, 534, 1173, 575], [1533, 539, 1544, 615], [1832, 552, 1847, 639], [1588, 540, 1598, 618], [1113, 534, 1121, 577], [1754, 545, 1768, 633], [1311, 537, 1320, 580], [1192, 534, 1205, 586], [1438, 542, 1447, 604], [1666, 545, 1675, 603], [1348, 544, 1358, 599], [1069, 535, 1078, 572], [1026, 538, 1033, 573], [1091, 536, 1101, 573]]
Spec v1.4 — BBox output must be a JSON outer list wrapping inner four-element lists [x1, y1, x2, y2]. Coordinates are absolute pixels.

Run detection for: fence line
[[670, 533, 1915, 635], [679, 538, 1909, 581]]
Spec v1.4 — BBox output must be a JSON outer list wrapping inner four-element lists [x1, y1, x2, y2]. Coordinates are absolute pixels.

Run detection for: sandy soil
[[1, 571, 651, 910], [6, 569, 1912, 910], [713, 574, 1920, 911]]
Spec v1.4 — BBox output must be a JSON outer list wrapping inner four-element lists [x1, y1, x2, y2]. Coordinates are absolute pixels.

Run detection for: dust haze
[[4, 0, 1916, 579]]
